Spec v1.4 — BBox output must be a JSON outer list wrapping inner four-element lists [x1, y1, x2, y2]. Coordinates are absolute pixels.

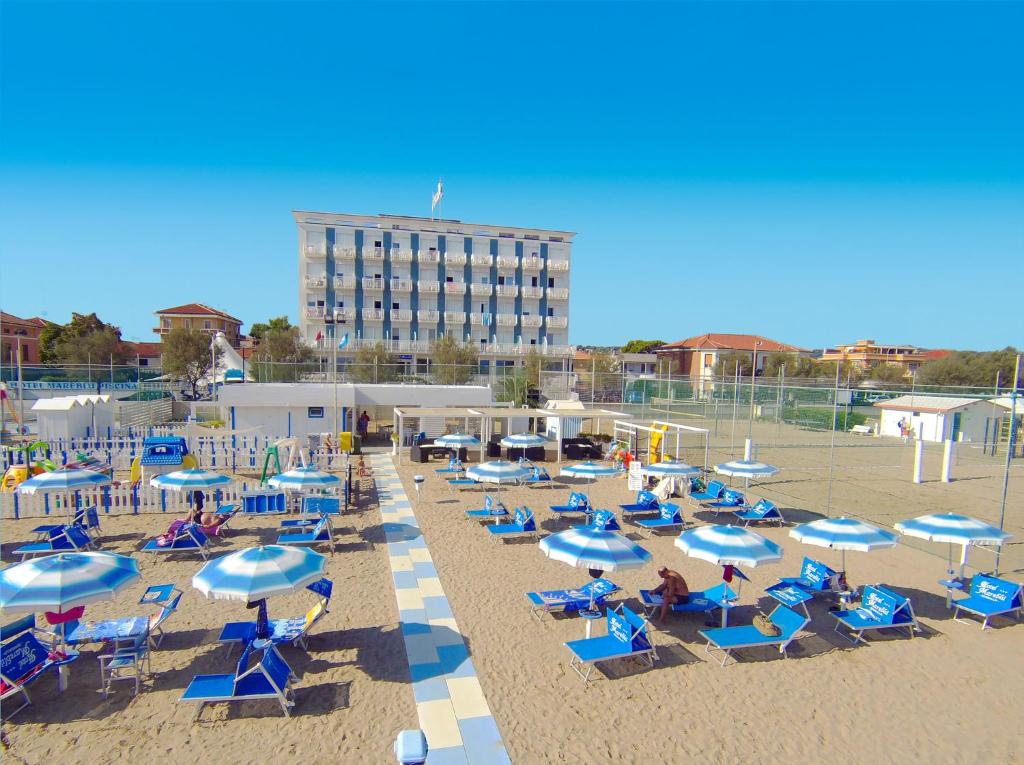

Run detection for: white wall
[[879, 404, 990, 443]]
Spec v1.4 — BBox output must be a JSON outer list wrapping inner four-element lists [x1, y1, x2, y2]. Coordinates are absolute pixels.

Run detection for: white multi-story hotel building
[[294, 211, 574, 373]]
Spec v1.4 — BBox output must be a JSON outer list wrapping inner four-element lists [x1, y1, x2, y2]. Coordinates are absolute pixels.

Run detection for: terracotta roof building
[[656, 333, 810, 394], [154, 304, 243, 348], [1, 311, 48, 364], [124, 341, 164, 368], [819, 339, 941, 376]]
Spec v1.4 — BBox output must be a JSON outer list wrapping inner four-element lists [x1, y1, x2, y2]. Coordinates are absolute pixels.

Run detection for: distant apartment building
[[124, 341, 163, 368], [294, 211, 574, 371], [819, 339, 945, 375], [656, 333, 809, 393], [153, 304, 244, 348], [0, 311, 47, 364]]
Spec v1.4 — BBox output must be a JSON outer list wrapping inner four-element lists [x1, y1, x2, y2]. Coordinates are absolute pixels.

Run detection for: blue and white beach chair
[[734, 499, 784, 527], [276, 516, 336, 554], [219, 579, 333, 653], [523, 466, 553, 484], [705, 489, 746, 514], [302, 496, 341, 516], [831, 585, 918, 644], [526, 578, 621, 620], [486, 507, 537, 540], [564, 604, 657, 685], [635, 503, 685, 534], [14, 524, 94, 560], [699, 605, 810, 666], [639, 582, 738, 624], [465, 494, 509, 523], [688, 479, 725, 505], [446, 476, 480, 491], [434, 457, 464, 476], [550, 492, 591, 518], [140, 523, 211, 560], [618, 490, 660, 516], [573, 509, 621, 532], [180, 643, 298, 720], [1, 620, 80, 719], [952, 575, 1023, 630]]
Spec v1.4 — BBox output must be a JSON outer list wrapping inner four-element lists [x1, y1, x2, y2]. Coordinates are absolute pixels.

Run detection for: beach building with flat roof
[[873, 394, 997, 442], [294, 210, 574, 374]]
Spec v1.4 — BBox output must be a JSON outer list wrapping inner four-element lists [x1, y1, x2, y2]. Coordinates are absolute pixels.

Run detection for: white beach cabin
[[873, 395, 992, 443]]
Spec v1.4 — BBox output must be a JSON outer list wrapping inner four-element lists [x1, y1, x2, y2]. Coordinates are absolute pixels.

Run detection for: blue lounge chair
[[705, 489, 745, 513], [279, 510, 330, 529], [699, 605, 810, 666], [180, 643, 298, 720], [564, 604, 657, 685], [688, 479, 725, 504], [734, 499, 784, 526], [952, 575, 1023, 630], [301, 496, 341, 516], [635, 503, 685, 534], [1, 623, 80, 719], [140, 523, 211, 560], [573, 509, 621, 532], [219, 578, 333, 653], [31, 506, 101, 542], [619, 490, 660, 516], [639, 582, 738, 624], [14, 524, 94, 560], [447, 477, 480, 491], [771, 557, 844, 597], [550, 491, 591, 517], [465, 495, 509, 522], [486, 507, 537, 540], [831, 584, 918, 644], [523, 466, 553, 484], [434, 457, 464, 475], [276, 516, 335, 554], [526, 578, 621, 620]]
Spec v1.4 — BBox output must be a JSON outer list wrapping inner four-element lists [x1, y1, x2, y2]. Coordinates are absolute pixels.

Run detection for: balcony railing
[[470, 283, 492, 297], [443, 281, 466, 294], [362, 308, 385, 321], [547, 287, 569, 300], [304, 245, 327, 259], [391, 248, 413, 263], [471, 253, 493, 267], [390, 278, 413, 292], [521, 286, 544, 299], [469, 313, 493, 326], [417, 280, 440, 293], [363, 247, 385, 261], [548, 260, 570, 273], [347, 338, 432, 353], [333, 276, 353, 290], [495, 284, 518, 298], [444, 310, 466, 323], [335, 247, 356, 260], [390, 309, 413, 322], [332, 308, 355, 322], [418, 309, 439, 323], [546, 316, 568, 329], [444, 252, 467, 266], [418, 250, 440, 264], [521, 254, 544, 270], [496, 255, 518, 270], [495, 314, 518, 327], [520, 315, 543, 328], [304, 276, 327, 289], [362, 277, 384, 291], [304, 306, 326, 319]]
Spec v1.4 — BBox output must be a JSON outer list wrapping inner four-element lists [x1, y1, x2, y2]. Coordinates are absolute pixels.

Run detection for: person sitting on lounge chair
[[651, 567, 690, 623], [189, 506, 231, 535]]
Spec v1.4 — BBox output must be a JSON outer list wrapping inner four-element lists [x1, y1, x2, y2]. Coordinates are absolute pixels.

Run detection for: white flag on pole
[[431, 179, 444, 212]]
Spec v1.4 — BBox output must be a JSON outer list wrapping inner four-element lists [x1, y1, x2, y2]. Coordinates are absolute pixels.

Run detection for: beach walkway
[[370, 454, 512, 765]]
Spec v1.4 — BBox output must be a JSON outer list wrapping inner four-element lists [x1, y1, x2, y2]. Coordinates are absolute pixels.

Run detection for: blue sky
[[1, 1, 1021, 351]]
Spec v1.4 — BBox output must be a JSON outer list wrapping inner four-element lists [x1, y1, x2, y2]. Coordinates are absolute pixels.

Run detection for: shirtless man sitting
[[652, 567, 690, 622]]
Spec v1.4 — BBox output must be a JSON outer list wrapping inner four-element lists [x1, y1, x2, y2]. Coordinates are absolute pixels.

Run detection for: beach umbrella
[[714, 460, 780, 480], [466, 459, 532, 502], [150, 468, 232, 492], [433, 433, 480, 448], [641, 462, 700, 478], [499, 433, 548, 448], [790, 517, 897, 573], [268, 466, 340, 491], [0, 552, 140, 615], [559, 461, 621, 501], [17, 467, 112, 519], [895, 513, 1011, 582], [675, 525, 783, 568], [192, 545, 327, 602]]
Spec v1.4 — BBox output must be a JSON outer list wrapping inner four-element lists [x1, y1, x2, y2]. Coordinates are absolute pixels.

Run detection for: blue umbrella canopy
[[641, 462, 701, 478], [895, 513, 1011, 546], [150, 468, 233, 492], [559, 461, 621, 479], [17, 468, 111, 494], [675, 525, 783, 568], [433, 433, 481, 448], [0, 552, 141, 614], [192, 545, 327, 602], [714, 460, 780, 479], [790, 517, 897, 572], [540, 527, 651, 572], [268, 467, 340, 490], [465, 460, 532, 484], [499, 433, 549, 448]]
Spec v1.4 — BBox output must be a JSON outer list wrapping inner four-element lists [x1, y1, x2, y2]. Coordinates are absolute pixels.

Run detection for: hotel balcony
[[471, 253, 493, 267], [547, 287, 569, 300], [333, 276, 354, 290], [391, 248, 413, 263], [418, 309, 439, 323], [470, 283, 492, 297], [520, 286, 544, 299], [444, 251, 467, 267], [546, 316, 568, 329], [548, 259, 570, 273], [520, 315, 543, 328], [362, 308, 385, 321], [331, 308, 355, 322], [304, 306, 326, 320], [304, 276, 327, 289], [495, 314, 518, 327], [496, 255, 518, 270], [363, 247, 385, 262], [521, 254, 544, 270], [444, 310, 466, 324], [335, 246, 356, 260], [469, 313, 491, 326], [418, 250, 440, 264], [494, 284, 518, 298], [304, 244, 327, 259], [417, 280, 440, 293], [390, 309, 413, 323], [390, 278, 413, 292], [443, 281, 466, 295], [362, 277, 384, 291]]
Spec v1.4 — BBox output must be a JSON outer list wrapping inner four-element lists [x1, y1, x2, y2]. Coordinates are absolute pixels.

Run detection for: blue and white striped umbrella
[[17, 468, 111, 495], [192, 545, 327, 602], [559, 461, 621, 479], [466, 460, 532, 484], [894, 514, 1011, 547], [714, 460, 780, 479], [268, 467, 340, 491], [433, 433, 481, 448], [641, 462, 701, 478], [675, 525, 783, 567], [540, 528, 651, 572], [150, 468, 233, 492], [499, 433, 549, 448], [791, 517, 897, 572], [0, 552, 141, 614]]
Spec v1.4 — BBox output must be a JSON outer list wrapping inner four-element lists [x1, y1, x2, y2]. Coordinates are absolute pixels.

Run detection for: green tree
[[621, 339, 665, 354], [866, 363, 910, 384], [578, 351, 619, 399], [50, 313, 132, 366], [250, 325, 316, 382], [713, 351, 753, 377], [497, 370, 531, 407], [916, 347, 1021, 390], [162, 327, 221, 399], [348, 342, 400, 383], [249, 315, 292, 342], [431, 336, 479, 385], [523, 349, 542, 388], [38, 321, 65, 363]]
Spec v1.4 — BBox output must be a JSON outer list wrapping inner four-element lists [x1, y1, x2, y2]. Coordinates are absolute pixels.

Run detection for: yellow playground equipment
[[1, 441, 57, 492], [648, 423, 670, 464]]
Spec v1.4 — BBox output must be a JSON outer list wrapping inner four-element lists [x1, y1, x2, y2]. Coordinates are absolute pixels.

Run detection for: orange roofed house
[[656, 333, 810, 394], [819, 340, 950, 377], [1, 312, 48, 364], [153, 304, 244, 348]]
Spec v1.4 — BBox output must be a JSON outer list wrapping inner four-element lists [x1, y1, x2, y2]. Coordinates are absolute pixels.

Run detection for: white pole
[[995, 353, 1021, 575], [940, 439, 954, 483], [824, 363, 841, 516], [912, 439, 924, 484]]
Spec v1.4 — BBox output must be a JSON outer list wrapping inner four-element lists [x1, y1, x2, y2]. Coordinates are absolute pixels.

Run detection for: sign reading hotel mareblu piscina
[[8, 381, 142, 390]]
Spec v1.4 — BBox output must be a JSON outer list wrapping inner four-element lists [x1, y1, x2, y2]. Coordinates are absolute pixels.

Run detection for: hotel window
[[548, 277, 555, 288], [374, 300, 382, 309], [704, 354, 714, 368], [161, 318, 171, 328], [203, 320, 212, 330], [185, 319, 192, 329]]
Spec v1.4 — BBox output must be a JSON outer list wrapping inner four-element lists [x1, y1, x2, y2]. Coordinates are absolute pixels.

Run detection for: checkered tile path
[[370, 454, 512, 765]]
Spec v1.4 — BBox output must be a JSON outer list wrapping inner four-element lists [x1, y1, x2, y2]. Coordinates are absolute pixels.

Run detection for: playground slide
[[649, 424, 669, 464]]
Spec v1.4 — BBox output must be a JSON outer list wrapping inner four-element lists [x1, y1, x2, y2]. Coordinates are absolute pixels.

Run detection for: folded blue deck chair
[[705, 489, 745, 512], [181, 643, 298, 720], [734, 499, 784, 527], [465, 494, 509, 522], [564, 604, 657, 685], [688, 479, 725, 504], [550, 491, 591, 516], [14, 523, 94, 560], [219, 578, 333, 653], [952, 575, 1023, 630], [831, 585, 918, 644], [434, 457, 464, 475], [699, 605, 810, 666], [486, 507, 537, 540], [639, 582, 738, 622], [619, 490, 660, 516], [276, 516, 335, 554], [301, 496, 341, 516], [140, 523, 210, 560], [573, 509, 621, 532], [526, 578, 621, 620], [635, 503, 685, 534], [1, 626, 80, 719]]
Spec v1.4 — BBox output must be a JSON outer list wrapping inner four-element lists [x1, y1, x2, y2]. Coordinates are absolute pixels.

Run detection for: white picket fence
[[1, 483, 254, 520]]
